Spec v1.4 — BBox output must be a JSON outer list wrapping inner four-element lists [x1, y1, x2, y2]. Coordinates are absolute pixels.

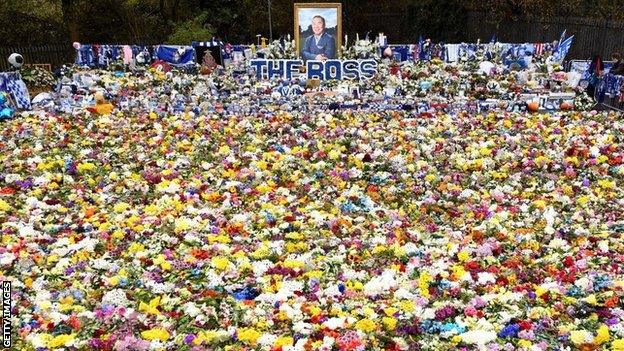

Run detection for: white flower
[[459, 330, 497, 346], [598, 240, 609, 252], [26, 333, 50, 348], [0, 253, 15, 266], [393, 288, 417, 300], [293, 321, 312, 335], [4, 173, 22, 183], [101, 289, 131, 307], [19, 224, 39, 237], [477, 272, 496, 285], [182, 302, 201, 317], [257, 333, 277, 347], [252, 260, 273, 277], [364, 269, 397, 296], [323, 317, 346, 330], [575, 277, 592, 290]]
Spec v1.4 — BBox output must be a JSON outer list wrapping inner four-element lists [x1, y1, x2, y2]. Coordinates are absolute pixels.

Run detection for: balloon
[[383, 47, 393, 58], [8, 53, 23, 68], [419, 80, 432, 90], [527, 101, 540, 112], [73, 42, 81, 50], [0, 93, 6, 106], [478, 61, 495, 75], [0, 107, 13, 119]]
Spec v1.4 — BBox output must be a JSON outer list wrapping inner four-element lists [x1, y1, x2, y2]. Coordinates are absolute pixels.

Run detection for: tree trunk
[[172, 0, 181, 21], [61, 0, 80, 42], [159, 0, 167, 20]]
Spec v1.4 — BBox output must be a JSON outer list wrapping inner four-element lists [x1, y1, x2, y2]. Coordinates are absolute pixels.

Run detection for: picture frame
[[294, 3, 342, 61]]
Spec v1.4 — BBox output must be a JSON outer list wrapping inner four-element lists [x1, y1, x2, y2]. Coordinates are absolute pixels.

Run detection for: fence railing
[[465, 13, 624, 60], [0, 44, 74, 72]]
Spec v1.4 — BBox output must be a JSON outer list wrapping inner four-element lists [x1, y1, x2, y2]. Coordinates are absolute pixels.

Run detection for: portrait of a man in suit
[[295, 3, 342, 62], [301, 15, 336, 61]]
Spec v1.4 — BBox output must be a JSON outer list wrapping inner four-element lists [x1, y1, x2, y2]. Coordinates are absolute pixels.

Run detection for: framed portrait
[[294, 3, 342, 61]]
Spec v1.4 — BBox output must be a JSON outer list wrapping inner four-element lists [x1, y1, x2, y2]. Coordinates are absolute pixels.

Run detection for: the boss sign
[[250, 59, 378, 80]]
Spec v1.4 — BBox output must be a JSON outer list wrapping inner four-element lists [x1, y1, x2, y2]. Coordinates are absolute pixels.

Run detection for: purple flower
[[184, 334, 196, 345]]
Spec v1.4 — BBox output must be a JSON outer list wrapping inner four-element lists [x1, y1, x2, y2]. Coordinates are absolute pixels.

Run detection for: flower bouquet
[[341, 39, 380, 60], [21, 66, 57, 94]]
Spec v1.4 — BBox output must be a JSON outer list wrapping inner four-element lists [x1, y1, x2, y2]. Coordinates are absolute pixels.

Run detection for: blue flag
[[554, 35, 574, 62], [418, 35, 426, 60], [556, 29, 567, 51]]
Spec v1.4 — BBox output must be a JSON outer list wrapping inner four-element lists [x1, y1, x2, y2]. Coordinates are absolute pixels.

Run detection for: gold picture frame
[[294, 3, 342, 60]]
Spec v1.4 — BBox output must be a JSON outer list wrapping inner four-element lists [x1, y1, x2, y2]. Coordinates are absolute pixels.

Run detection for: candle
[[356, 33, 359, 42], [287, 34, 291, 41], [345, 34, 348, 46]]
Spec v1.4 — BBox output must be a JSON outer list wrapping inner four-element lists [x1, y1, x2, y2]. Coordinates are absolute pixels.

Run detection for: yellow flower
[[570, 330, 592, 345], [47, 333, 76, 349], [598, 179, 616, 189], [128, 242, 145, 254], [384, 307, 398, 316], [111, 230, 125, 240], [218, 145, 231, 155], [418, 271, 432, 298], [211, 256, 230, 270], [479, 147, 492, 156], [141, 328, 170, 341], [0, 199, 11, 212], [518, 340, 532, 348], [283, 260, 305, 269], [612, 339, 624, 351], [398, 300, 415, 313], [382, 317, 397, 330], [237, 328, 261, 345], [77, 162, 96, 173], [274, 336, 294, 348], [585, 294, 598, 306], [113, 202, 130, 213], [174, 217, 194, 233], [305, 270, 323, 279], [457, 251, 470, 262], [595, 324, 610, 345], [144, 204, 160, 215], [354, 319, 377, 333], [194, 330, 224, 345], [139, 296, 161, 315], [208, 234, 231, 244], [577, 195, 590, 206], [533, 200, 546, 209], [108, 276, 120, 286]]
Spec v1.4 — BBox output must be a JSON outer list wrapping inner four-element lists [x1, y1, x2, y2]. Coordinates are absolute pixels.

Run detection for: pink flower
[[464, 306, 478, 317]]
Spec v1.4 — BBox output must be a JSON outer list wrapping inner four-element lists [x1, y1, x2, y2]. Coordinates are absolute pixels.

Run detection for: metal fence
[[465, 13, 624, 60], [0, 44, 74, 71]]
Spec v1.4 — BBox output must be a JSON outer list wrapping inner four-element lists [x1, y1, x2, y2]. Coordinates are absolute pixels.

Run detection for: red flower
[[464, 261, 480, 271], [68, 315, 82, 330], [519, 320, 532, 330]]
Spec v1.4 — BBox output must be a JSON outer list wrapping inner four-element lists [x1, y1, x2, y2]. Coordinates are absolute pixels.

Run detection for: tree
[[166, 11, 215, 44]]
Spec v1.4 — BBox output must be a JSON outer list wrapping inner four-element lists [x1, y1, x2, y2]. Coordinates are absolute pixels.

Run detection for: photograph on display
[[294, 3, 342, 61]]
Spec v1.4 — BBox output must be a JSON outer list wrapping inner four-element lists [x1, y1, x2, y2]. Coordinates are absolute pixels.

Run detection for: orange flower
[[605, 296, 619, 308], [84, 207, 96, 218]]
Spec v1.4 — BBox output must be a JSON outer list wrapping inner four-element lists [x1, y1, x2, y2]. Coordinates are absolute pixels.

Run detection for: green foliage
[[405, 0, 469, 42], [166, 11, 215, 44], [0, 0, 65, 45], [1, 0, 624, 47]]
